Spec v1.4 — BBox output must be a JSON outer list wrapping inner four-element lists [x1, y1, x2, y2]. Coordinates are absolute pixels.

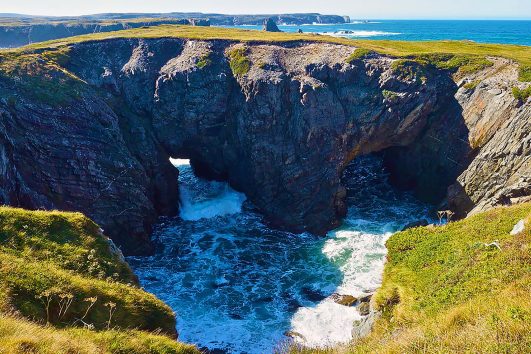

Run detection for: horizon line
[[0, 12, 530, 21]]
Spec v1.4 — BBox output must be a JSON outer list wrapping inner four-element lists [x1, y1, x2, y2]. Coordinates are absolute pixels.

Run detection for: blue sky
[[0, 0, 530, 19]]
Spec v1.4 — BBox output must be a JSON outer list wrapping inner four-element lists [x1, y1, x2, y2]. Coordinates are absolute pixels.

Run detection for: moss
[[346, 48, 374, 63], [463, 80, 481, 90], [0, 49, 85, 106], [390, 59, 427, 82], [228, 47, 251, 77], [518, 65, 531, 82], [0, 207, 181, 339], [382, 89, 399, 101], [512, 86, 531, 101], [196, 53, 211, 69]]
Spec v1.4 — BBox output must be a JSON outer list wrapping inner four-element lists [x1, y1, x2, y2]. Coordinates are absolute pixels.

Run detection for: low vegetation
[[228, 47, 251, 77], [288, 203, 531, 353], [196, 53, 212, 69], [463, 80, 481, 90], [345, 48, 374, 63], [0, 47, 85, 106], [2, 25, 527, 81], [0, 314, 197, 354], [512, 86, 531, 102], [0, 207, 197, 353]]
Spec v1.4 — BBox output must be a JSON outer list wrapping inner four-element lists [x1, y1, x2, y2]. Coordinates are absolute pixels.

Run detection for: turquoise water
[[228, 20, 531, 45], [128, 156, 432, 353]]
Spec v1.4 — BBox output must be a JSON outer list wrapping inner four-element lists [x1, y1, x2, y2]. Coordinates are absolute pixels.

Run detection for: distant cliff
[[0, 32, 528, 255], [0, 13, 349, 48]]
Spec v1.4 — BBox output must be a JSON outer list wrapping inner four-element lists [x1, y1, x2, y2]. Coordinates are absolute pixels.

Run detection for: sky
[[0, 0, 530, 19]]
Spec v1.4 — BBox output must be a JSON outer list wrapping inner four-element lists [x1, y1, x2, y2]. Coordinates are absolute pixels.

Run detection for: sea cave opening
[[127, 152, 433, 352]]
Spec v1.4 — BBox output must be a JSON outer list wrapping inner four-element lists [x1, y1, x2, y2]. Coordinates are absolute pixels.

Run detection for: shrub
[[518, 65, 531, 82], [463, 80, 481, 90], [228, 47, 251, 77], [196, 54, 211, 69], [512, 86, 531, 101], [346, 48, 374, 64]]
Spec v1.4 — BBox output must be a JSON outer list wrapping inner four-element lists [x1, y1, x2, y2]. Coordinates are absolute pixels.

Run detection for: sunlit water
[[128, 156, 432, 353], [226, 20, 531, 46]]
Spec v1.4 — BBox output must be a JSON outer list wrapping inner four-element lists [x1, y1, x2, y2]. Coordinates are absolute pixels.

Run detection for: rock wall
[[0, 38, 528, 254]]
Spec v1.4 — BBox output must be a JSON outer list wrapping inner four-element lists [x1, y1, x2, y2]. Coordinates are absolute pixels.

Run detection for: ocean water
[[128, 156, 432, 353], [228, 20, 531, 46]]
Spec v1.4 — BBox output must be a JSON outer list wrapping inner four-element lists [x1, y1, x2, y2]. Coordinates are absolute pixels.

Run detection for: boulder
[[358, 302, 370, 316], [331, 293, 358, 306], [358, 294, 373, 303]]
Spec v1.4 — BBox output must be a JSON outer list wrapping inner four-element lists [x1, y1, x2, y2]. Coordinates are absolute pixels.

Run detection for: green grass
[[463, 80, 481, 90], [0, 313, 198, 354], [196, 53, 212, 69], [2, 25, 528, 81], [0, 207, 197, 352], [512, 86, 531, 101], [0, 47, 85, 106], [288, 203, 531, 353], [345, 48, 374, 63], [228, 47, 251, 77]]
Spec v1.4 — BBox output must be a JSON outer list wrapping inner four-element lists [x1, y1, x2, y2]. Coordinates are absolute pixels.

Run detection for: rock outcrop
[[0, 38, 528, 254], [263, 18, 281, 32]]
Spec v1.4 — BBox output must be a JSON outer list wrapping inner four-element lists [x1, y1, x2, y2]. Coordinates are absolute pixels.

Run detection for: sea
[[229, 20, 531, 46], [125, 19, 529, 354], [128, 156, 432, 353]]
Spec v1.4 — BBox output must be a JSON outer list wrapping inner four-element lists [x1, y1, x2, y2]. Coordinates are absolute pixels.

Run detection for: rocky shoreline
[[0, 37, 529, 254]]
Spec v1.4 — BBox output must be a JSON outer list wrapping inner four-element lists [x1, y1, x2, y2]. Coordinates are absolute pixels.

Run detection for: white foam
[[179, 184, 246, 221], [318, 30, 401, 37], [290, 229, 391, 348], [169, 158, 247, 221], [170, 158, 191, 167], [290, 300, 361, 347]]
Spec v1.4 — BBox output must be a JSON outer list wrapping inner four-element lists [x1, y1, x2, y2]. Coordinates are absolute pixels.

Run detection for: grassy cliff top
[[0, 207, 197, 353], [295, 202, 531, 353], [4, 25, 529, 80]]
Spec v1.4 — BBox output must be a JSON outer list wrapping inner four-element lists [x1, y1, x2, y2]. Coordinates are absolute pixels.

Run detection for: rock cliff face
[[0, 38, 528, 254]]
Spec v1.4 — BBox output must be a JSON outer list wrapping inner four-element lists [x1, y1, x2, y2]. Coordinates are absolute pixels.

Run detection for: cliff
[[0, 27, 529, 255], [0, 207, 198, 352]]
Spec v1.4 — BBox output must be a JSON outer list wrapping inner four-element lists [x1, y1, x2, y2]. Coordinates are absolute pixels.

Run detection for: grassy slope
[[293, 203, 531, 353], [0, 207, 198, 354], [3, 25, 528, 81]]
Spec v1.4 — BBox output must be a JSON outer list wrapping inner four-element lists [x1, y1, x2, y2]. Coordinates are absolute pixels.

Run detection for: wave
[[171, 159, 246, 221], [179, 184, 246, 221], [129, 155, 431, 352], [317, 30, 401, 38]]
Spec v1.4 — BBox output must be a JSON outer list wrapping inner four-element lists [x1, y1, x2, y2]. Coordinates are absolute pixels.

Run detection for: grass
[[345, 48, 374, 63], [0, 207, 197, 352], [512, 86, 531, 101], [228, 47, 251, 77], [1, 25, 527, 81], [0, 313, 198, 354], [196, 53, 212, 69], [0, 46, 85, 106], [290, 203, 531, 353], [463, 80, 481, 90]]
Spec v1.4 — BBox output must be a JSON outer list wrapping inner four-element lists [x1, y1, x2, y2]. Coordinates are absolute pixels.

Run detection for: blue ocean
[[230, 20, 531, 46]]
